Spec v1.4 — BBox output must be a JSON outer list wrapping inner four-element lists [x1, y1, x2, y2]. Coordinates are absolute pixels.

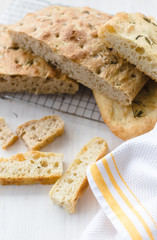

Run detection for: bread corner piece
[[49, 137, 108, 213], [93, 80, 157, 140], [0, 151, 63, 185], [9, 7, 149, 105], [0, 24, 78, 95], [99, 12, 157, 82], [16, 115, 64, 150], [0, 118, 18, 149]]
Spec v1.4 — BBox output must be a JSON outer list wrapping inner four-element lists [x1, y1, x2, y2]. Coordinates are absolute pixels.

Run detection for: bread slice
[[0, 25, 78, 95], [93, 80, 157, 140], [0, 118, 18, 149], [0, 151, 63, 185], [99, 12, 157, 82], [49, 137, 108, 213], [9, 7, 149, 105], [16, 115, 64, 150]]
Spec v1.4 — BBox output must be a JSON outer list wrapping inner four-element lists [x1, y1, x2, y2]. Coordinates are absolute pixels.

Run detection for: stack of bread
[[0, 6, 156, 140], [0, 6, 156, 214]]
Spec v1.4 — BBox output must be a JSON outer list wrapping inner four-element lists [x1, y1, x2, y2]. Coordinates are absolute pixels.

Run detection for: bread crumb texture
[[93, 80, 157, 140], [16, 115, 64, 150], [0, 151, 63, 185], [9, 7, 149, 104], [49, 137, 108, 213], [99, 12, 157, 81], [0, 25, 78, 94], [0, 118, 18, 149]]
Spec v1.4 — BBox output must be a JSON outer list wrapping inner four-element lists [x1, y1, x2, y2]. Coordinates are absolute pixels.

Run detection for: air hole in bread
[[33, 152, 40, 160], [96, 68, 101, 74], [40, 160, 48, 167], [15, 59, 19, 64], [135, 47, 145, 54], [75, 159, 82, 165], [67, 178, 73, 184], [55, 33, 60, 38], [54, 162, 59, 168], [31, 126, 36, 131], [79, 44, 84, 49], [131, 74, 136, 78], [131, 45, 135, 49], [47, 169, 51, 174], [147, 56, 152, 62]]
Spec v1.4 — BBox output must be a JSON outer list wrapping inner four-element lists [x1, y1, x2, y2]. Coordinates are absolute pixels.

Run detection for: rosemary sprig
[[143, 16, 157, 27], [135, 35, 153, 46]]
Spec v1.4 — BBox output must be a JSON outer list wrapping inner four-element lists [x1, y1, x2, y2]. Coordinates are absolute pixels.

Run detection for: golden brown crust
[[93, 81, 157, 140], [0, 176, 60, 185], [9, 6, 149, 104], [0, 151, 63, 185], [99, 12, 157, 82], [0, 24, 78, 94]]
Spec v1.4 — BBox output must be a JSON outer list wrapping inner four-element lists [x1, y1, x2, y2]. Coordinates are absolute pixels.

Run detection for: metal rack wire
[[0, 85, 103, 122], [0, 0, 103, 122]]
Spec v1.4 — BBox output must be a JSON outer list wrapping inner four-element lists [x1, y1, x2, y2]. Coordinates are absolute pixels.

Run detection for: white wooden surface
[[0, 1, 156, 239]]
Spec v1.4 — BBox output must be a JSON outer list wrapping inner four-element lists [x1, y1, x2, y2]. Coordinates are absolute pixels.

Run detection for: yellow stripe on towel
[[111, 153, 157, 231], [90, 163, 142, 240], [102, 156, 154, 240]]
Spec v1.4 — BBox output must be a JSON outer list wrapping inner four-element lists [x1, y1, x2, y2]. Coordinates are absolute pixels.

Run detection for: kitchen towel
[[81, 124, 157, 240]]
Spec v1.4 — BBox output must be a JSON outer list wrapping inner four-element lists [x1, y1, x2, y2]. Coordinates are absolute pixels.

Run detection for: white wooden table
[[0, 1, 156, 239]]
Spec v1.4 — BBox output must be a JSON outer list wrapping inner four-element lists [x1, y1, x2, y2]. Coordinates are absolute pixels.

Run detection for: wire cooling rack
[[0, 86, 103, 122], [0, 0, 103, 122]]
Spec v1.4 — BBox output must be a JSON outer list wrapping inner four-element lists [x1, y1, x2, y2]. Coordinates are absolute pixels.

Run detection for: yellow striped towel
[[81, 124, 157, 240]]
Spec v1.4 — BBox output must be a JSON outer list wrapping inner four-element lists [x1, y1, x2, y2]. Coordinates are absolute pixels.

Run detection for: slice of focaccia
[[0, 118, 18, 149], [16, 115, 64, 150], [99, 12, 157, 82], [93, 81, 157, 140], [0, 25, 78, 94], [9, 6, 149, 105], [49, 137, 108, 213], [0, 151, 63, 185]]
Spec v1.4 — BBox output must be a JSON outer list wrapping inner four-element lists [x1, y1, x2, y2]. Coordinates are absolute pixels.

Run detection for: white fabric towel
[[81, 124, 157, 240]]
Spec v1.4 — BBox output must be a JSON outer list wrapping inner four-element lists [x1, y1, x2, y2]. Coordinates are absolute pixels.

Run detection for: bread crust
[[9, 7, 149, 104], [93, 81, 157, 140], [16, 115, 64, 150], [0, 25, 78, 94], [0, 118, 18, 149], [99, 12, 157, 82], [0, 151, 63, 185], [49, 137, 108, 213]]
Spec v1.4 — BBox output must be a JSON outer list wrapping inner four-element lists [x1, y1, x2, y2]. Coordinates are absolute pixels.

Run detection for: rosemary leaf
[[110, 55, 118, 64], [135, 35, 153, 46]]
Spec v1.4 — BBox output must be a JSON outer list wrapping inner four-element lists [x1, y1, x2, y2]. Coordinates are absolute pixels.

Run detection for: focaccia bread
[[16, 115, 64, 150], [0, 151, 63, 185], [0, 118, 18, 149], [49, 137, 108, 213], [93, 81, 157, 140], [99, 12, 157, 82], [9, 6, 149, 105], [0, 25, 78, 94]]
